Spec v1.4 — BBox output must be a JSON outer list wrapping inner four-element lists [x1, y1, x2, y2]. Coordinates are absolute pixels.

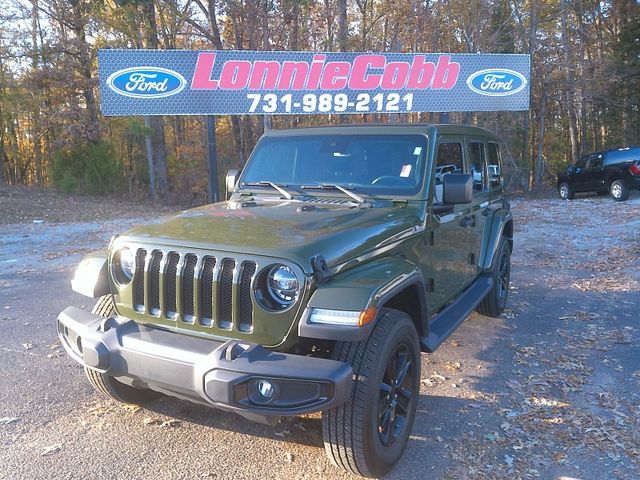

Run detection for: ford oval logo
[[106, 67, 186, 99], [466, 69, 527, 96]]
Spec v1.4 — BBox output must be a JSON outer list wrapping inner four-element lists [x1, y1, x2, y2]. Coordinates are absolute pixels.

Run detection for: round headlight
[[113, 247, 136, 284], [267, 265, 299, 304]]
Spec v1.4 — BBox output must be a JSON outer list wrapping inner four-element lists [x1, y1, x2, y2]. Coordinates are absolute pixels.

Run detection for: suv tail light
[[630, 161, 640, 176]]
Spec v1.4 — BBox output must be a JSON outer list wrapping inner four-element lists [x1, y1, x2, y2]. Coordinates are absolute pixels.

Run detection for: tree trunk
[[536, 87, 546, 185], [143, 0, 168, 200], [144, 116, 157, 200], [31, 0, 43, 186], [323, 0, 334, 50], [560, 0, 579, 164], [526, 0, 536, 190], [337, 0, 348, 51], [206, 0, 224, 49], [69, 0, 100, 143]]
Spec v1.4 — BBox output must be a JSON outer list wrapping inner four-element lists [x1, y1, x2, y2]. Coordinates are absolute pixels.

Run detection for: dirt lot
[[0, 186, 639, 480]]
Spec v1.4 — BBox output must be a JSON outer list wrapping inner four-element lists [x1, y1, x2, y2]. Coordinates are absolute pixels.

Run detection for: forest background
[[0, 0, 638, 203]]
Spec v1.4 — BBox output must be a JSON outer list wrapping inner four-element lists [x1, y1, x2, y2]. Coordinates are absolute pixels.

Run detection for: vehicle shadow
[[139, 389, 469, 452]]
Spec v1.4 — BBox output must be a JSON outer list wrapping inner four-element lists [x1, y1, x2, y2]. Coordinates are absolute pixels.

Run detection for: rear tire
[[477, 237, 511, 317], [559, 182, 574, 200], [610, 180, 629, 201], [322, 309, 420, 477], [84, 295, 160, 405]]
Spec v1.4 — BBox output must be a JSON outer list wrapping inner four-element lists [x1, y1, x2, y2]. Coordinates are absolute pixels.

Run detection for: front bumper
[[57, 307, 353, 424]]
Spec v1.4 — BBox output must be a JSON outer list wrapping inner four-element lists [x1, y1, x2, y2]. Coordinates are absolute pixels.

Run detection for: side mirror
[[443, 174, 473, 204], [225, 169, 239, 200]]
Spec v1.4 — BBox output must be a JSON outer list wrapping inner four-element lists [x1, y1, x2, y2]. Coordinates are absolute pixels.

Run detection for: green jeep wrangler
[[58, 124, 512, 477]]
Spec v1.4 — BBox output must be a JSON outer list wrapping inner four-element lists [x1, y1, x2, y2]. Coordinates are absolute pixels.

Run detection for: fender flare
[[479, 208, 513, 271], [71, 251, 110, 298], [298, 256, 426, 342]]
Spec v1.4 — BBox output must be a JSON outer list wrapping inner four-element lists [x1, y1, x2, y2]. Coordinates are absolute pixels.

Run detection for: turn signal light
[[358, 307, 378, 327]]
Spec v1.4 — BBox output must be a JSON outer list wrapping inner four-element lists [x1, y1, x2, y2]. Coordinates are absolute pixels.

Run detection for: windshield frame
[[236, 132, 431, 201]]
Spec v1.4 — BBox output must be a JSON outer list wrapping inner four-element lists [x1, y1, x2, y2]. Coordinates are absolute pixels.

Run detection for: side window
[[587, 153, 603, 169], [434, 142, 463, 202], [468, 141, 487, 194], [575, 156, 588, 169], [436, 143, 463, 171], [487, 142, 503, 188]]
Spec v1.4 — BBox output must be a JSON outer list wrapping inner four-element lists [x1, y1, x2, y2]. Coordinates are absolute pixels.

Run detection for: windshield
[[240, 134, 428, 197]]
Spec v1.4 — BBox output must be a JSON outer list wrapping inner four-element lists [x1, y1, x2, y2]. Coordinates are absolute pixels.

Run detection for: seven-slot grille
[[131, 249, 257, 332]]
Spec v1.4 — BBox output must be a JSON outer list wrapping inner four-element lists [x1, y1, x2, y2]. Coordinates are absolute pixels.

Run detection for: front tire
[[559, 182, 574, 200], [477, 237, 511, 317], [322, 309, 420, 477], [84, 295, 160, 405], [610, 180, 629, 201]]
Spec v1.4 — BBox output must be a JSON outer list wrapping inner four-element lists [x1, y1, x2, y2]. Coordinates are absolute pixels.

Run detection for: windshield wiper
[[300, 184, 365, 204], [242, 181, 293, 200]]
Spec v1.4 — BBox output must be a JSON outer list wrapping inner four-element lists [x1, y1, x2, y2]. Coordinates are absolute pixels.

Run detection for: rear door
[[466, 138, 490, 281]]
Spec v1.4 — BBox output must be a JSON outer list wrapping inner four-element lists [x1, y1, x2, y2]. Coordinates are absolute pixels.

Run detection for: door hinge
[[427, 278, 435, 292]]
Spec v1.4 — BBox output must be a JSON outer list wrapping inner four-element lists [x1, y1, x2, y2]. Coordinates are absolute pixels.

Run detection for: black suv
[[558, 147, 640, 201]]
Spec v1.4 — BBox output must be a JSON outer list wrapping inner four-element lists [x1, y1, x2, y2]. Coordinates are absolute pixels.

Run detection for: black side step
[[420, 275, 493, 353]]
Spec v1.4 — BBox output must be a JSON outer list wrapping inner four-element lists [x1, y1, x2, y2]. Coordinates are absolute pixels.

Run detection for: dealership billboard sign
[[99, 49, 530, 116]]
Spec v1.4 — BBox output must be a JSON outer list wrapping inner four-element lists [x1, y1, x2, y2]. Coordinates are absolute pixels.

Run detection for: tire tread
[[322, 309, 419, 477], [476, 238, 511, 318]]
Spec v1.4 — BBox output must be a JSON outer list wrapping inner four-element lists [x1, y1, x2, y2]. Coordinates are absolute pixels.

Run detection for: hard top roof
[[262, 123, 500, 140]]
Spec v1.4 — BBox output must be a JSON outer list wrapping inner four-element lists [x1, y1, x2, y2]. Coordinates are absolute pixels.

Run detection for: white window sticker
[[413, 146, 422, 156], [400, 164, 412, 177]]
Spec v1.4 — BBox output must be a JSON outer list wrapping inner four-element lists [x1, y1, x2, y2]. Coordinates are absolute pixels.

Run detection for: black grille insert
[[200, 257, 216, 326], [238, 262, 257, 332], [164, 252, 179, 317], [148, 251, 162, 315], [181, 254, 198, 321], [133, 249, 146, 311], [218, 259, 235, 329]]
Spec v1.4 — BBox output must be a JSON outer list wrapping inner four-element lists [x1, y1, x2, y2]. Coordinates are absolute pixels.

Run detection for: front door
[[584, 153, 605, 191], [427, 138, 472, 313], [569, 156, 589, 191]]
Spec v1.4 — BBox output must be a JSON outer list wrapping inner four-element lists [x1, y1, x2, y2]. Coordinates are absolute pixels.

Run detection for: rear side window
[[605, 147, 640, 165], [487, 142, 503, 188], [468, 142, 488, 193]]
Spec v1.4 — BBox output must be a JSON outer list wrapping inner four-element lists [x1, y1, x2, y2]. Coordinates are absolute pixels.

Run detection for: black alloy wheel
[[378, 343, 415, 446]]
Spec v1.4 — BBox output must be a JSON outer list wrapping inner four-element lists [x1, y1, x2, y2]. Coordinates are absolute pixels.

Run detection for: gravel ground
[[0, 188, 638, 480]]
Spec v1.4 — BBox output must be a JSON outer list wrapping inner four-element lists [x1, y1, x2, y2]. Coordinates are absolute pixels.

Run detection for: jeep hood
[[120, 198, 425, 273]]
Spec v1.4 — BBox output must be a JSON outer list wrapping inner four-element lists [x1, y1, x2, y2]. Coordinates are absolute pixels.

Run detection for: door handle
[[459, 215, 476, 228]]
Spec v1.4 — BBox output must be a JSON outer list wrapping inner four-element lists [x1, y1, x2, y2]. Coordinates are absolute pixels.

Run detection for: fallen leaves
[[41, 444, 63, 456], [143, 417, 181, 428]]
